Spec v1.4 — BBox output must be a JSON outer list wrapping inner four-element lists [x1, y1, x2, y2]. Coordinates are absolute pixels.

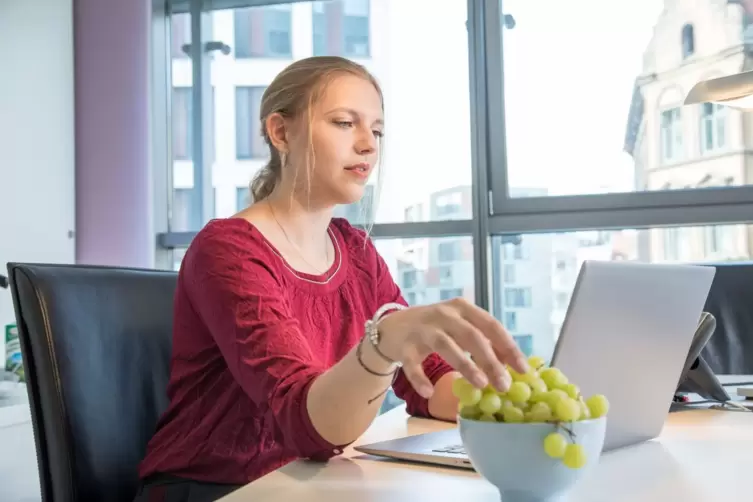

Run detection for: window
[[434, 191, 463, 218], [172, 188, 201, 232], [504, 242, 525, 260], [171, 13, 190, 58], [503, 264, 516, 283], [440, 288, 464, 301], [660, 108, 683, 163], [233, 5, 292, 58], [504, 311, 518, 332], [402, 270, 417, 289], [236, 87, 266, 159], [333, 185, 375, 224], [438, 241, 458, 262], [700, 103, 726, 153], [236, 187, 251, 211], [681, 24, 695, 58], [313, 0, 370, 58], [504, 287, 532, 308], [491, 225, 749, 359], [514, 335, 534, 357], [438, 266, 452, 284], [173, 88, 193, 161]]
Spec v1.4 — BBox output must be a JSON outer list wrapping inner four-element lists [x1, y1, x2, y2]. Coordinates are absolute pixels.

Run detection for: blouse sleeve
[[183, 223, 347, 461]]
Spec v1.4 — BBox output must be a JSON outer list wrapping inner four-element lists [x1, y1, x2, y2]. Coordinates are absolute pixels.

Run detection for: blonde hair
[[250, 56, 384, 230]]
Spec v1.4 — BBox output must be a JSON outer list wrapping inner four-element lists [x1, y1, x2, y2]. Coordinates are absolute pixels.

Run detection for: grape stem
[[554, 421, 577, 442]]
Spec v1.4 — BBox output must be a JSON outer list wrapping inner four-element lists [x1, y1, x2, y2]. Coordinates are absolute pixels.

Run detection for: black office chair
[[6, 263, 177, 502], [698, 262, 753, 375]]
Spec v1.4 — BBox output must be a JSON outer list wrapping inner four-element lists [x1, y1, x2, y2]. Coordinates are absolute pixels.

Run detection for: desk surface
[[220, 405, 753, 502]]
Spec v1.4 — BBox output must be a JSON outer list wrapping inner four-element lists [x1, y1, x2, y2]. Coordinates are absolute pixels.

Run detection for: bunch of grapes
[[452, 355, 609, 470]]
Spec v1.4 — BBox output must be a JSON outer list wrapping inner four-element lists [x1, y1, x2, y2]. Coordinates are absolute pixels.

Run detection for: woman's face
[[286, 74, 384, 208]]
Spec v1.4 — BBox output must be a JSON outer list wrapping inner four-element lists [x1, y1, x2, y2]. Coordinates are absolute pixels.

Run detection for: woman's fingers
[[445, 298, 529, 375], [431, 307, 511, 392]]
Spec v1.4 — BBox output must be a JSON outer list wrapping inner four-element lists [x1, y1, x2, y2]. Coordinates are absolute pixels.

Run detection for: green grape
[[528, 377, 548, 393], [561, 383, 580, 400], [578, 398, 591, 420], [507, 381, 532, 404], [459, 404, 482, 420], [452, 377, 476, 399], [479, 413, 497, 422], [542, 389, 568, 410], [586, 394, 610, 418], [457, 386, 483, 407], [501, 405, 525, 423], [528, 355, 546, 370], [555, 397, 581, 422], [543, 432, 567, 458], [563, 443, 587, 469], [508, 366, 524, 382], [527, 402, 553, 422], [478, 392, 503, 415], [540, 368, 568, 389]]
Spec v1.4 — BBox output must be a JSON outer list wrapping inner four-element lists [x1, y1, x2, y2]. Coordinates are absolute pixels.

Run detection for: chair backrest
[[6, 263, 176, 502], [699, 261, 753, 374]]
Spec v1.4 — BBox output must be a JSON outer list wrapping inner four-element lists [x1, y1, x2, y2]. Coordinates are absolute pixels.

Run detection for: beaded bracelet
[[365, 302, 407, 366]]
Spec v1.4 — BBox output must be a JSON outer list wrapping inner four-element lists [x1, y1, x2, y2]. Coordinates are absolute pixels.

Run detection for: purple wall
[[74, 0, 154, 268]]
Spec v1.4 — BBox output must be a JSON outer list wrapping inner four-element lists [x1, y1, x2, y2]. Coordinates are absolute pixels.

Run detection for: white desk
[[220, 405, 753, 501]]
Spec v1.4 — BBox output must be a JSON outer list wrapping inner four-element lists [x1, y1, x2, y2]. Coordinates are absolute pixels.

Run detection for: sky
[[372, 0, 666, 218]]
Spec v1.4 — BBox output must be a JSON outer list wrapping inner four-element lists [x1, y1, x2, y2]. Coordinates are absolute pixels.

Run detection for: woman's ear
[[265, 112, 288, 153]]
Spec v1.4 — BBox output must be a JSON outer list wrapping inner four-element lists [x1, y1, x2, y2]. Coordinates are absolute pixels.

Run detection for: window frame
[[153, 0, 753, 313]]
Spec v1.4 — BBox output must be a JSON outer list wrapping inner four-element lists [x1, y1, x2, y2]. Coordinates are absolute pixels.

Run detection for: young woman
[[133, 56, 527, 502]]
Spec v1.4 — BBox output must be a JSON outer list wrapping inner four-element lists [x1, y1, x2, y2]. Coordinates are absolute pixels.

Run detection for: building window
[[435, 191, 462, 217], [438, 266, 453, 284], [514, 335, 533, 356], [681, 24, 694, 59], [334, 184, 374, 222], [236, 87, 267, 159], [173, 88, 192, 160], [660, 107, 682, 163], [234, 5, 292, 59], [313, 0, 370, 58], [440, 288, 463, 301], [504, 242, 525, 260], [171, 13, 190, 59], [664, 227, 681, 261], [504, 287, 531, 308], [405, 292, 417, 305], [700, 103, 726, 153], [402, 270, 417, 289], [438, 241, 459, 262], [503, 264, 516, 283], [236, 187, 252, 211], [503, 311, 518, 332]]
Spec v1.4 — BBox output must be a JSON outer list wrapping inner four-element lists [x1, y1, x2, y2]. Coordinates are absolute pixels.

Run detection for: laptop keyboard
[[432, 444, 466, 455]]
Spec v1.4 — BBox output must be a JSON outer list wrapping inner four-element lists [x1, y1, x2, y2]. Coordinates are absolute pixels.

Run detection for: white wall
[[0, 0, 76, 356]]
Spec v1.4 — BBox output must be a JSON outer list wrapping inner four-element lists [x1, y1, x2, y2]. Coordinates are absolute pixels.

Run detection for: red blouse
[[138, 217, 454, 485]]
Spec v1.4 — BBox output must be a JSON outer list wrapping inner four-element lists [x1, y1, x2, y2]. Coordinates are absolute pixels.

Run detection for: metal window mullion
[[467, 0, 499, 312], [190, 0, 214, 227]]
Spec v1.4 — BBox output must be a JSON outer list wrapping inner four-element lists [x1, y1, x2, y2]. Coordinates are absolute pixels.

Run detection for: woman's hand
[[376, 298, 528, 399]]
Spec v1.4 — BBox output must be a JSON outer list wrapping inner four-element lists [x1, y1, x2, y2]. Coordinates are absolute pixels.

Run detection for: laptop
[[354, 260, 716, 469]]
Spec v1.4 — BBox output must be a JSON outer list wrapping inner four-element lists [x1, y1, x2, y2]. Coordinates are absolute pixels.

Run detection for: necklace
[[267, 201, 330, 275]]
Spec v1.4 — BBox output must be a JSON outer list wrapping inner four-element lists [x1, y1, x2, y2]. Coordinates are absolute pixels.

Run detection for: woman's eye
[[334, 120, 353, 128], [373, 130, 384, 138]]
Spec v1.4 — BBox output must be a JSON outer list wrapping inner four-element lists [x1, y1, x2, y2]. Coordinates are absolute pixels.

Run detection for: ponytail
[[250, 150, 282, 201]]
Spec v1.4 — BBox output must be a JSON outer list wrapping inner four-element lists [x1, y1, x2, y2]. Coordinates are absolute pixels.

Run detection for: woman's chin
[[333, 183, 368, 206]]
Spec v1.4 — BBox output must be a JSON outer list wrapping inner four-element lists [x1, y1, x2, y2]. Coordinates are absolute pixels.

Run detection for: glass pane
[[490, 224, 750, 360], [169, 12, 198, 232], [502, 0, 747, 196], [197, 0, 471, 226]]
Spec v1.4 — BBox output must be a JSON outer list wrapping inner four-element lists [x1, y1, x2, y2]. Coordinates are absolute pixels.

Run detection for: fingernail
[[420, 385, 434, 398], [495, 373, 510, 392], [517, 356, 530, 373]]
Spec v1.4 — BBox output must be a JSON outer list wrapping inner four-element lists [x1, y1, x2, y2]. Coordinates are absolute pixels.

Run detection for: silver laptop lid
[[551, 261, 715, 451]]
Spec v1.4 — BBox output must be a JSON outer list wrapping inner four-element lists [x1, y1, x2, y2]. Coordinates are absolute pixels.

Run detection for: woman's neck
[[263, 193, 334, 253]]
